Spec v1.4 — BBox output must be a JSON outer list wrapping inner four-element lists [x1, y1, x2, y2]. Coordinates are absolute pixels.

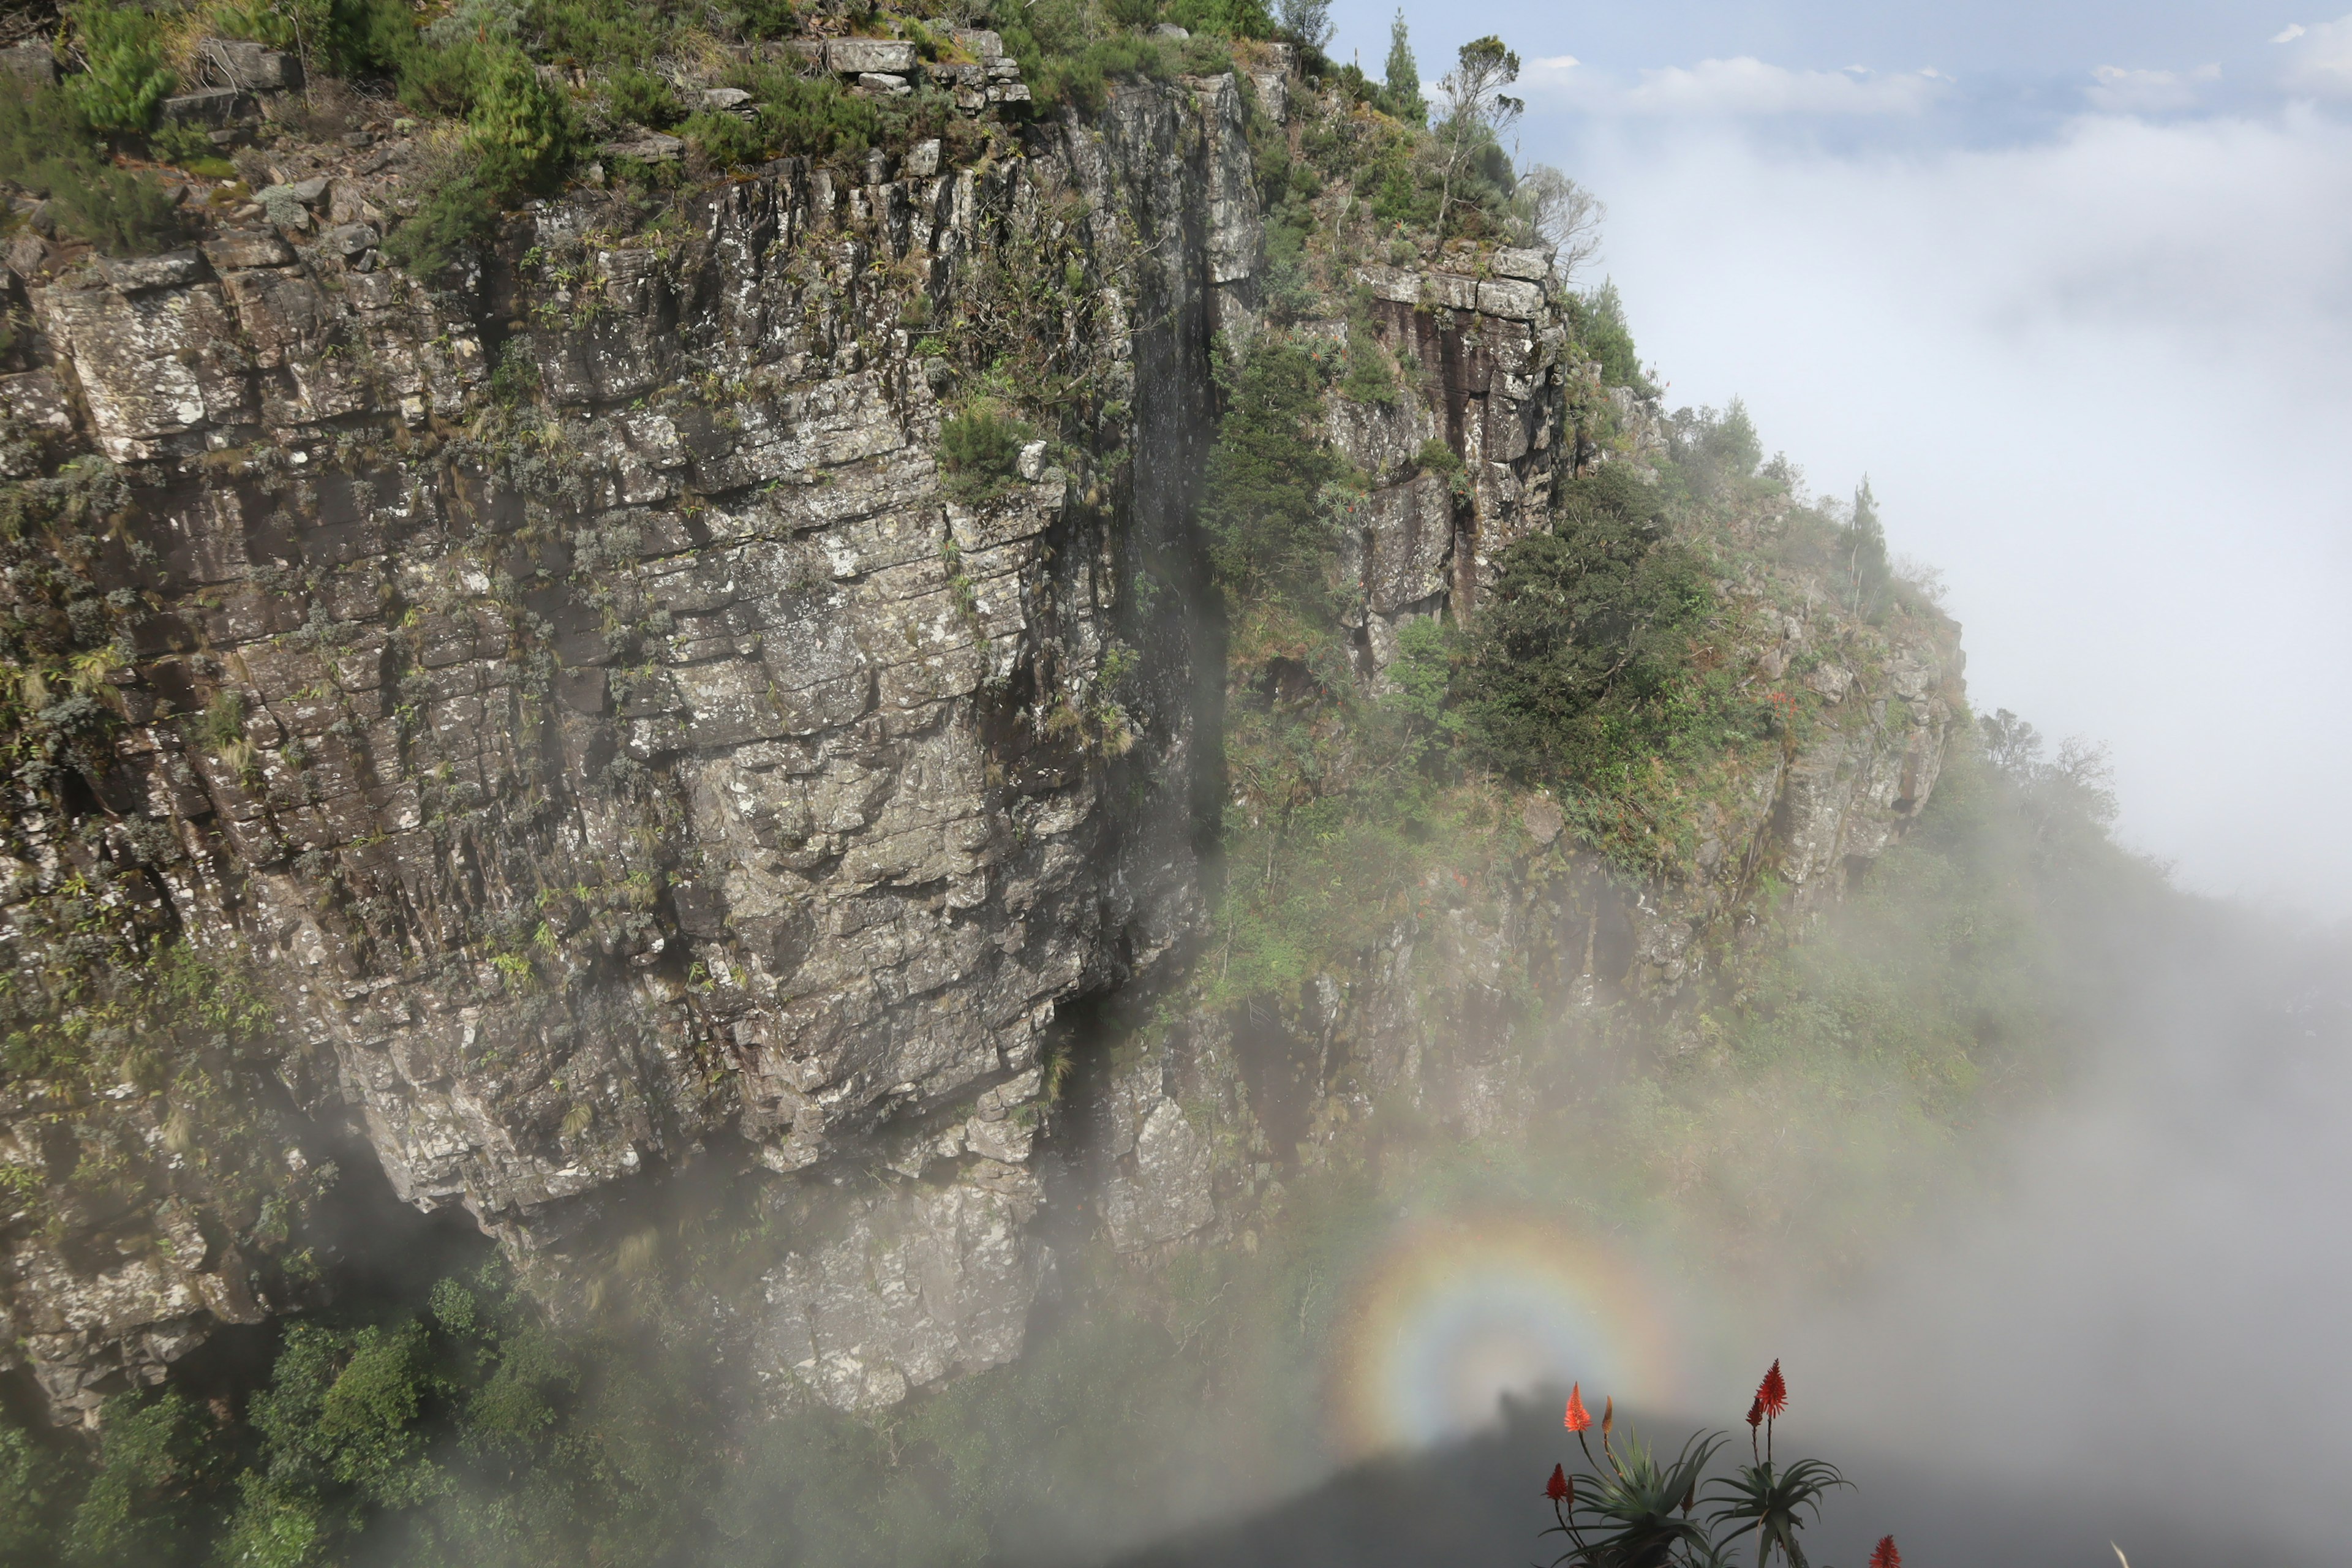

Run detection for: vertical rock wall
[[0, 76, 1260, 1422]]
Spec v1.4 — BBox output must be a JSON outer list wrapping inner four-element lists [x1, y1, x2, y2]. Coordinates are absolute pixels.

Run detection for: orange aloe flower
[[1745, 1395, 1764, 1428], [1564, 1385, 1592, 1433], [1547, 1463, 1572, 1503], [1757, 1360, 1789, 1419], [1869, 1536, 1901, 1568]]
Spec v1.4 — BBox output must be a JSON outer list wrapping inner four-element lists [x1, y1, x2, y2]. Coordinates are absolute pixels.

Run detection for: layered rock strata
[[0, 74, 1261, 1422]]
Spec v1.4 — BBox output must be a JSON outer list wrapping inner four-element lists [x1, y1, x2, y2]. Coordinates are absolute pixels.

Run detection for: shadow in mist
[[1102, 1393, 2324, 1568]]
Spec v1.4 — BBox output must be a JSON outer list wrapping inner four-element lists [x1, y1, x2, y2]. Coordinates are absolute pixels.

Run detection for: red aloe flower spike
[[1759, 1360, 1789, 1419], [1745, 1395, 1764, 1428], [1547, 1463, 1571, 1502], [1564, 1385, 1592, 1433], [1869, 1536, 1902, 1568]]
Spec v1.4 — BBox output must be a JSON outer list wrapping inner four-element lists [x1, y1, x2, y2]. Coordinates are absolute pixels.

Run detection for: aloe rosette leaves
[[1707, 1455, 1849, 1568]]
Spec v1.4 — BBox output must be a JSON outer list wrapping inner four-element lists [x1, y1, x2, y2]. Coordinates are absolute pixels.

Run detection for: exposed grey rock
[[200, 228, 295, 271], [0, 58, 1961, 1433], [1360, 473, 1454, 617], [4, 78, 1246, 1420], [1477, 277, 1547, 320], [0, 40, 55, 89], [699, 86, 753, 110], [1104, 1098, 1216, 1250], [4, 232, 53, 284], [322, 221, 380, 259], [753, 1163, 1049, 1410], [1250, 69, 1289, 124], [1491, 246, 1550, 281], [201, 38, 301, 91], [600, 132, 685, 161], [858, 72, 913, 96], [160, 88, 246, 127], [96, 251, 207, 293], [829, 38, 918, 75]]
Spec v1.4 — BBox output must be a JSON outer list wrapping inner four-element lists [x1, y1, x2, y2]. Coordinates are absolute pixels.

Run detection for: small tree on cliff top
[[1435, 34, 1521, 236], [1384, 10, 1425, 124]]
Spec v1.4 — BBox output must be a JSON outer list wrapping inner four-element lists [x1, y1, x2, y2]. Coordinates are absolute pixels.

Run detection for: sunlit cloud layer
[[1520, 55, 1950, 118], [2279, 12, 2352, 92]]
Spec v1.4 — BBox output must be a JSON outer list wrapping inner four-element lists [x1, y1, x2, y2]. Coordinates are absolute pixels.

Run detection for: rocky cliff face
[[0, 68, 1266, 1423], [0, 55, 1961, 1428]]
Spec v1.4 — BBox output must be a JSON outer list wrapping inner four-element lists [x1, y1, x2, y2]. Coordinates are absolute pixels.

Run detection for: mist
[[1324, 7, 2352, 918]]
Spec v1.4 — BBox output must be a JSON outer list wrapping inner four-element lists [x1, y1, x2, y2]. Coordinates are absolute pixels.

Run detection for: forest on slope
[[0, 0, 2206, 1564]]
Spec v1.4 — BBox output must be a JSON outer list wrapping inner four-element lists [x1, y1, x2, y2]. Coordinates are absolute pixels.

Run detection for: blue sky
[[1325, 3, 2352, 917]]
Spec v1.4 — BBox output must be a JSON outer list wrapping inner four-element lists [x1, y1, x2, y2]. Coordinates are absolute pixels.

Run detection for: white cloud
[[2271, 23, 2307, 43], [1526, 53, 1578, 73], [1547, 108, 2352, 914], [2282, 12, 2352, 91], [2085, 61, 2220, 113], [1525, 55, 1948, 118]]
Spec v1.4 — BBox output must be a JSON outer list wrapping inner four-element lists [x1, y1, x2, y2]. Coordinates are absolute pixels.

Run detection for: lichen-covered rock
[[0, 75, 1259, 1419], [1104, 1096, 1217, 1250], [753, 1160, 1049, 1409]]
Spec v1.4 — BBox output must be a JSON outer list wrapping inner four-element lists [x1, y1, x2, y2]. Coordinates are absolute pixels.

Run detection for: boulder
[[1491, 246, 1551, 282], [0, 40, 54, 89], [1477, 277, 1547, 320], [202, 230, 295, 271], [600, 132, 685, 162], [828, 38, 918, 75], [98, 251, 206, 293], [201, 39, 301, 91], [159, 88, 246, 127]]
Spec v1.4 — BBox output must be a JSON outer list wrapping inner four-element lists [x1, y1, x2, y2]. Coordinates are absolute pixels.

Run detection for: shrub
[[0, 88, 182, 255], [1412, 435, 1461, 474], [680, 107, 764, 170], [148, 115, 233, 175], [1337, 322, 1396, 405], [65, 1392, 220, 1564], [464, 49, 575, 197], [739, 65, 880, 163], [1458, 463, 1713, 786], [0, 1422, 70, 1564], [61, 0, 173, 135], [940, 403, 1035, 501], [1200, 338, 1340, 599], [50, 163, 184, 254], [205, 0, 416, 78], [1570, 281, 1653, 396], [395, 36, 494, 118], [600, 64, 681, 128], [381, 173, 497, 277]]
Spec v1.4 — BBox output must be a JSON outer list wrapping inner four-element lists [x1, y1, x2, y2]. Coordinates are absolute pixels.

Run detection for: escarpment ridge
[[0, 37, 1960, 1431]]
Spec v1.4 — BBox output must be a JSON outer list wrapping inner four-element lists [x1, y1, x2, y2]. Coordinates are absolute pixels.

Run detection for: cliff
[[0, 40, 1961, 1431]]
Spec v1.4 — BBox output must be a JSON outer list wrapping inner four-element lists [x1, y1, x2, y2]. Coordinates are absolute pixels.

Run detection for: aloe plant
[[1540, 1365, 1890, 1568], [1708, 1455, 1849, 1567]]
